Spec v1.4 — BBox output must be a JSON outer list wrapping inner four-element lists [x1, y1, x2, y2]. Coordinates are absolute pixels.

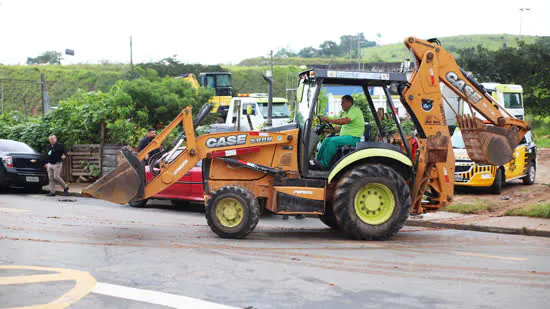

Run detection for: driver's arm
[[320, 116, 352, 125]]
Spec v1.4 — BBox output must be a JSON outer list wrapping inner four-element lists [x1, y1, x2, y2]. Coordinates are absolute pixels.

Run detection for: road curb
[[406, 219, 550, 238]]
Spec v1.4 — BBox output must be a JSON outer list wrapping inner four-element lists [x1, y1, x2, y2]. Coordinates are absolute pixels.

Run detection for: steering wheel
[[317, 115, 335, 131]]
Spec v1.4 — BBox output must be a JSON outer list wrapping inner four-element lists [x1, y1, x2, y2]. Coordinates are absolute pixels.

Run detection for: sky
[[0, 0, 548, 65]]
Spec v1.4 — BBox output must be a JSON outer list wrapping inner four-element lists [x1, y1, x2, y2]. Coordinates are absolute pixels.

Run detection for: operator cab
[[294, 69, 412, 178]]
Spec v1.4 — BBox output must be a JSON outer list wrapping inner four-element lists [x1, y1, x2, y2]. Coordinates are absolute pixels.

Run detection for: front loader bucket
[[457, 115, 520, 166], [82, 146, 146, 204]]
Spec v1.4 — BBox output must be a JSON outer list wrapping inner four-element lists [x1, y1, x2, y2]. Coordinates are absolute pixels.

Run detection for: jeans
[[316, 135, 361, 169]]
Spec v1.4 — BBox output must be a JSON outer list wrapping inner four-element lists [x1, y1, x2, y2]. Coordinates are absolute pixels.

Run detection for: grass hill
[[239, 34, 538, 65]]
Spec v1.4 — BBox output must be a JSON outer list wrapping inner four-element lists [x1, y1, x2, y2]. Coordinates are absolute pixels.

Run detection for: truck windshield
[[451, 130, 465, 149], [503, 93, 522, 109], [215, 75, 231, 87], [258, 103, 290, 119]]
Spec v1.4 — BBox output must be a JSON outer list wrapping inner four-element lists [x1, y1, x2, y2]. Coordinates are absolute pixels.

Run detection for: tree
[[26, 51, 63, 65], [137, 57, 226, 78], [274, 48, 297, 58], [456, 38, 550, 118], [297, 46, 318, 58], [318, 41, 340, 57]]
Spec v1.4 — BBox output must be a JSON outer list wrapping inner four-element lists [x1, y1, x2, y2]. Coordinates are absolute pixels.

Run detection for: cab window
[[503, 93, 522, 109]]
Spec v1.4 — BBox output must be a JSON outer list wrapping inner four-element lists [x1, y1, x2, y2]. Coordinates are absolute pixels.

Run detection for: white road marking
[[0, 208, 29, 213], [92, 282, 240, 309]]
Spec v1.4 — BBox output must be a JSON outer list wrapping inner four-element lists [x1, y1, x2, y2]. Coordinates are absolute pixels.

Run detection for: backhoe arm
[[400, 37, 530, 213], [83, 105, 291, 205], [404, 37, 529, 165]]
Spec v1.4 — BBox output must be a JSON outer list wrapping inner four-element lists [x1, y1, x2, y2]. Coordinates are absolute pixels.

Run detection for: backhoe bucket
[[82, 146, 146, 204], [457, 115, 519, 166]]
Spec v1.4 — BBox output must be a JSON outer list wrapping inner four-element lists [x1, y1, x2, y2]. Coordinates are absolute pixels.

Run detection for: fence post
[[99, 120, 105, 175]]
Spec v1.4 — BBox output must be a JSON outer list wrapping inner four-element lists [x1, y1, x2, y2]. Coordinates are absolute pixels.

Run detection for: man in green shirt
[[314, 95, 365, 170]]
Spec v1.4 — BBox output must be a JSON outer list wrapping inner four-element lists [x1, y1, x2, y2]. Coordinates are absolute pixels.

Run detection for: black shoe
[[63, 187, 69, 196], [282, 215, 289, 220], [309, 159, 326, 171], [295, 214, 305, 220], [47, 193, 56, 197]]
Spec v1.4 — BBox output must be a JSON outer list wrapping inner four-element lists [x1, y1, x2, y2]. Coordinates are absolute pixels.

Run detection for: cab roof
[[299, 68, 407, 86]]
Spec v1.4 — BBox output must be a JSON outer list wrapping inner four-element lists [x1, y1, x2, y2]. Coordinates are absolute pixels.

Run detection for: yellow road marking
[[0, 265, 96, 309], [455, 252, 528, 261], [0, 208, 29, 213]]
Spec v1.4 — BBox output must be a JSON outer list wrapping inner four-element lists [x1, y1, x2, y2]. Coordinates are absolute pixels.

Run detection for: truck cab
[[225, 94, 291, 130], [198, 72, 233, 118]]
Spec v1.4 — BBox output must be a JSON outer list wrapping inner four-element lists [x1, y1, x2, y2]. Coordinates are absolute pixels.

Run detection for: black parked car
[[0, 139, 48, 192]]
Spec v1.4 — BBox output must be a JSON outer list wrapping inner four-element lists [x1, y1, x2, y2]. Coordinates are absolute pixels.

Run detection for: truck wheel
[[333, 164, 411, 240], [128, 199, 148, 208], [522, 163, 536, 185], [490, 169, 504, 194], [206, 186, 260, 239], [319, 202, 340, 230]]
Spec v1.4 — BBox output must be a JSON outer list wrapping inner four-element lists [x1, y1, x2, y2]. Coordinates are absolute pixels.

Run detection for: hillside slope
[[239, 34, 538, 66]]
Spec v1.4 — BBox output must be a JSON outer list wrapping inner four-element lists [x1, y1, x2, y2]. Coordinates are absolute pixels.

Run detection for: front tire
[[522, 163, 536, 185], [128, 199, 148, 208], [319, 202, 340, 230], [490, 169, 504, 194], [333, 164, 411, 240], [206, 186, 260, 239]]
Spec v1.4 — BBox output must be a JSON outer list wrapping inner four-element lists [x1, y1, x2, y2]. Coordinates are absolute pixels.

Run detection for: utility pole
[[519, 8, 531, 35], [263, 50, 274, 127], [1, 65, 4, 114], [130, 36, 134, 73], [357, 39, 364, 70], [40, 73, 47, 114]]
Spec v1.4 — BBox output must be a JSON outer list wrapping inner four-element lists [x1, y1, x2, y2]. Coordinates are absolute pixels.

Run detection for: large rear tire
[[333, 164, 411, 240], [206, 186, 260, 239]]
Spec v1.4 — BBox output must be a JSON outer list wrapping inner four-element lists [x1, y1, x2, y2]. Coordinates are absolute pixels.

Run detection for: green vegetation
[[443, 201, 496, 214], [0, 68, 212, 150], [457, 36, 550, 118], [527, 115, 550, 148], [0, 63, 128, 115], [505, 203, 550, 218]]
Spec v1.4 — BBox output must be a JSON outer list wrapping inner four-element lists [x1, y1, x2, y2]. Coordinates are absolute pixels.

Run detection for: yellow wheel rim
[[354, 183, 395, 225], [215, 198, 244, 228]]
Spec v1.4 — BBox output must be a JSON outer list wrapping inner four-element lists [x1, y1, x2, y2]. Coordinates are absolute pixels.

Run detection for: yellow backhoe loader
[[83, 36, 529, 240]]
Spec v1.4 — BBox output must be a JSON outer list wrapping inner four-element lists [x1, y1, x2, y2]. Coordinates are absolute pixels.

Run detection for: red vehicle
[[128, 160, 204, 208]]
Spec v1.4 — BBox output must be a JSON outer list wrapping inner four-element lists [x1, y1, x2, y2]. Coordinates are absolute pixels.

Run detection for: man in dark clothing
[[45, 134, 69, 196], [138, 128, 161, 161]]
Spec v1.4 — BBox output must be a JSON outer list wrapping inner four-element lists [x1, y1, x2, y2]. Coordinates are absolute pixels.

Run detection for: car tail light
[[2, 156, 13, 168]]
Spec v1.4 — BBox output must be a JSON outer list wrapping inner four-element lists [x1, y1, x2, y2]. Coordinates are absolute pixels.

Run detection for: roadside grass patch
[[443, 201, 496, 214], [505, 203, 550, 218]]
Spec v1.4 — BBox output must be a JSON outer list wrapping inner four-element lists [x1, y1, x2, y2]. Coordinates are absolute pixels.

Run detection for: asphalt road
[[1, 191, 549, 309]]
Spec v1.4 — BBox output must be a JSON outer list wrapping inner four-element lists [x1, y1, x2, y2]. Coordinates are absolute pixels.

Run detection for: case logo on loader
[[206, 134, 247, 148], [446, 72, 483, 103]]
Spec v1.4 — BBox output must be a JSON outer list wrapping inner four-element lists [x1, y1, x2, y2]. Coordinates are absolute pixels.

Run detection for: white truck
[[443, 82, 525, 126], [204, 93, 291, 132]]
